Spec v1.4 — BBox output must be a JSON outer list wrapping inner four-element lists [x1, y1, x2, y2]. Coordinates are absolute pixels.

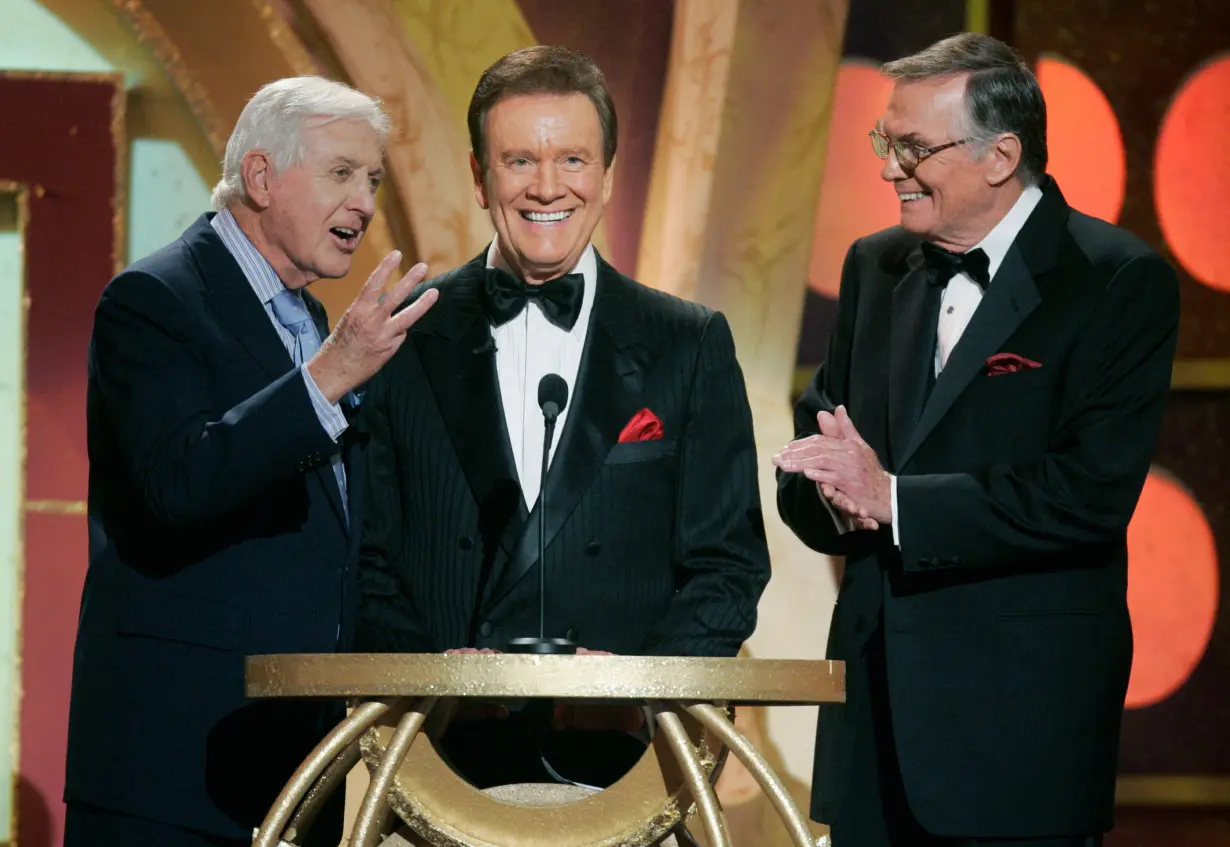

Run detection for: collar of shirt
[[969, 183, 1044, 281], [210, 208, 293, 306], [484, 237, 598, 339]]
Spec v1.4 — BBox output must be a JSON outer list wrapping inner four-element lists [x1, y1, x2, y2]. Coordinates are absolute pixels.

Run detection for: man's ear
[[241, 150, 274, 208], [470, 151, 489, 210], [985, 133, 1022, 187]]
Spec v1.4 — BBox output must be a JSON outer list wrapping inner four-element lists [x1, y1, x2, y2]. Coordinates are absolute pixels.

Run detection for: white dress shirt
[[887, 184, 1044, 545], [486, 239, 598, 510]]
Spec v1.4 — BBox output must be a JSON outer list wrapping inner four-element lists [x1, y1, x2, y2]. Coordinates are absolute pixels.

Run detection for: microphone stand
[[508, 403, 577, 655]]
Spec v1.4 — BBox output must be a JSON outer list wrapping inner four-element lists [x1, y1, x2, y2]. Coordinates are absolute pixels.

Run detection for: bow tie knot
[[482, 267, 585, 331], [921, 242, 991, 290]]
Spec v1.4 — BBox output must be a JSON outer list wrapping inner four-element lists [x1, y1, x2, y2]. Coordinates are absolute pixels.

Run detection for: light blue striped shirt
[[210, 209, 349, 515]]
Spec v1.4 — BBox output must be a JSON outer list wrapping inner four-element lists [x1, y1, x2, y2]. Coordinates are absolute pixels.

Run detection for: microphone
[[508, 374, 577, 655]]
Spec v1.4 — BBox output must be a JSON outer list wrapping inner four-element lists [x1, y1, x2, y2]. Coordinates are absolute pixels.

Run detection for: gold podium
[[247, 654, 843, 847]]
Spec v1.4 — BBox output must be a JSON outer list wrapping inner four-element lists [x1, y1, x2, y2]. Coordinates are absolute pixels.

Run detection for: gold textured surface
[[246, 654, 844, 705], [359, 700, 729, 847], [686, 703, 814, 847]]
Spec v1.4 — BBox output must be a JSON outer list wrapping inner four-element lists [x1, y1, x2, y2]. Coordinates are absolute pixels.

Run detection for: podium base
[[506, 637, 578, 655]]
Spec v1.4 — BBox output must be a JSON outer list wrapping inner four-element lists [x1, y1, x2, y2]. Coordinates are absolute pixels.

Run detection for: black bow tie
[[921, 242, 991, 290], [482, 267, 585, 331]]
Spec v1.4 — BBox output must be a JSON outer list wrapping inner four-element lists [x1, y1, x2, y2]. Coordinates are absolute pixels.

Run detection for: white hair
[[210, 76, 391, 210]]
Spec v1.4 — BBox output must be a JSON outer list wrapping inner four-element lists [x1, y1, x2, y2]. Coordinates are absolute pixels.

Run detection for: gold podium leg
[[652, 702, 731, 847], [350, 697, 437, 847], [684, 703, 816, 847], [254, 699, 396, 847], [286, 737, 363, 841]]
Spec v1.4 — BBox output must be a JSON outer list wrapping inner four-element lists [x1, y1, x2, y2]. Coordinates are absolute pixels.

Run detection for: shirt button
[[585, 541, 601, 556]]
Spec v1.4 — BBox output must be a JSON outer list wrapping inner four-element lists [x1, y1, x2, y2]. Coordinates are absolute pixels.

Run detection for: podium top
[[245, 653, 844, 705]]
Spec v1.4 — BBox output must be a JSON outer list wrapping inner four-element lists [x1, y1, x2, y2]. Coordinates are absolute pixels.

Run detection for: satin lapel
[[481, 262, 647, 615], [186, 215, 295, 381], [415, 268, 527, 571], [899, 244, 1041, 469], [887, 250, 942, 472]]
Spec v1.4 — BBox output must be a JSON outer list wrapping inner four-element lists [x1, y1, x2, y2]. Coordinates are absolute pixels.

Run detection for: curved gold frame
[[249, 654, 840, 847]]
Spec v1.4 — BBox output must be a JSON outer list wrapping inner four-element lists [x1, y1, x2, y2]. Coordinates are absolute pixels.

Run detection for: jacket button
[[585, 541, 601, 556], [458, 536, 474, 551], [479, 621, 493, 638]]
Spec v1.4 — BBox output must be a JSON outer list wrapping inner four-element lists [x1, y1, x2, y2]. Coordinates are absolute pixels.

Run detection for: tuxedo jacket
[[355, 252, 770, 659], [778, 179, 1179, 838], [66, 214, 363, 838]]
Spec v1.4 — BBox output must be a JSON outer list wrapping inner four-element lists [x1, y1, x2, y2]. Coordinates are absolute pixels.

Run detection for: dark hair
[[467, 46, 618, 172], [882, 32, 1047, 185]]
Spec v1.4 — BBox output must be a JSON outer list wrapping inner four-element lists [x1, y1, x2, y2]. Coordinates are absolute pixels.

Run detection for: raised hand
[[306, 251, 439, 403]]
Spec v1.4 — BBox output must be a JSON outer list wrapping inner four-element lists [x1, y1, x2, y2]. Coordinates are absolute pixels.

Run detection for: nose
[[881, 147, 907, 182], [527, 160, 565, 204], [348, 179, 377, 221]]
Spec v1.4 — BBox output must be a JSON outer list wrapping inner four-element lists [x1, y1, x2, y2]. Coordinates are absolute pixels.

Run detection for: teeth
[[333, 227, 358, 237], [899, 192, 928, 201], [524, 210, 571, 223]]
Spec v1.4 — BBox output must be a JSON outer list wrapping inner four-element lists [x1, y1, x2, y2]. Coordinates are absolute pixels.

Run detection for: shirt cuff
[[816, 483, 854, 535], [890, 474, 900, 548], [301, 365, 348, 442]]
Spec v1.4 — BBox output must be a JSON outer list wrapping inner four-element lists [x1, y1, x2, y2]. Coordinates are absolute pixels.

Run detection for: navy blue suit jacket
[[65, 214, 363, 837]]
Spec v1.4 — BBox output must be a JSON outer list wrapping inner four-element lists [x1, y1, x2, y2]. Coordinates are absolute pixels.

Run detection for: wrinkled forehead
[[299, 115, 385, 165], [879, 75, 969, 142]]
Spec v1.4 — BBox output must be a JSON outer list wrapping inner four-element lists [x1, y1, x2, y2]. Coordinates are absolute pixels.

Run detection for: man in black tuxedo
[[65, 77, 438, 846], [356, 46, 770, 789], [774, 34, 1178, 847]]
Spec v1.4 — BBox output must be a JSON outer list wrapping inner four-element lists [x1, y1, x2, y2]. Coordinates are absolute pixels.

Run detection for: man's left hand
[[773, 406, 893, 525]]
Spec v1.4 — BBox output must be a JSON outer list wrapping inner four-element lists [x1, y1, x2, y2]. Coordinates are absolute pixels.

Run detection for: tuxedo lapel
[[900, 246, 1040, 468], [887, 250, 942, 472], [896, 178, 1071, 468], [481, 259, 648, 615], [187, 215, 295, 382], [416, 261, 527, 571]]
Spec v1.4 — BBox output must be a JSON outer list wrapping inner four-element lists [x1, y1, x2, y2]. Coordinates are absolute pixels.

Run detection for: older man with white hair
[[64, 76, 437, 847]]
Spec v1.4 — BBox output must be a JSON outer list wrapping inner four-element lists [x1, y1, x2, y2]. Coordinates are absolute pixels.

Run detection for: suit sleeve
[[896, 254, 1179, 573], [353, 367, 436, 653], [777, 238, 894, 558], [91, 269, 337, 529], [641, 312, 771, 658]]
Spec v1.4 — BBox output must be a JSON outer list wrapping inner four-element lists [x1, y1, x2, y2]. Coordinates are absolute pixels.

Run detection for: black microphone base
[[506, 637, 578, 655]]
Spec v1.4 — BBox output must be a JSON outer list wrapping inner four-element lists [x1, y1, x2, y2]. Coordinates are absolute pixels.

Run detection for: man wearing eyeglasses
[[774, 33, 1178, 847]]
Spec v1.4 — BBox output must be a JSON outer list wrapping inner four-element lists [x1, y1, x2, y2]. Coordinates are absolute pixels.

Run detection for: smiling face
[[472, 92, 613, 284], [250, 116, 384, 288], [879, 73, 1016, 252]]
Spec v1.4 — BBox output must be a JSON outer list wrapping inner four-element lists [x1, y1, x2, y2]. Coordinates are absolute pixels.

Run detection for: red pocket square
[[985, 352, 1042, 376], [618, 408, 664, 443]]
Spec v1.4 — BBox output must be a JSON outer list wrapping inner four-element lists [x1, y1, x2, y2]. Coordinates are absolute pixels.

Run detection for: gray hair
[[882, 33, 1047, 186], [210, 76, 391, 210]]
